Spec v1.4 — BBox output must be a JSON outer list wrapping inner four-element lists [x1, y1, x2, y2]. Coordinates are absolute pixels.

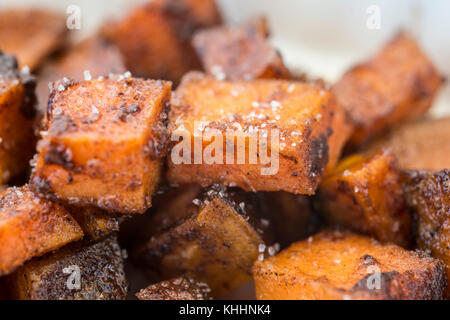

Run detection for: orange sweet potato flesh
[[0, 53, 37, 184], [403, 170, 450, 298], [253, 230, 447, 300], [192, 17, 290, 81], [167, 72, 350, 194], [363, 117, 450, 171], [30, 76, 171, 213], [319, 151, 412, 247], [136, 274, 212, 300], [334, 32, 444, 148], [36, 36, 126, 116], [0, 186, 83, 276], [8, 235, 128, 300], [103, 0, 222, 83], [0, 9, 67, 71]]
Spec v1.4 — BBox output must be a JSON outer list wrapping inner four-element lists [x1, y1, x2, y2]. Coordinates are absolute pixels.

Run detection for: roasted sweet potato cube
[[167, 72, 350, 194], [103, 0, 222, 83], [135, 185, 276, 296], [364, 117, 450, 171], [403, 170, 450, 297], [253, 230, 447, 300], [319, 151, 412, 247], [36, 36, 126, 116], [334, 32, 444, 148], [69, 206, 129, 241], [8, 235, 128, 300], [0, 9, 67, 71], [192, 17, 290, 81], [136, 274, 212, 300], [0, 186, 83, 276], [30, 76, 171, 213], [0, 52, 37, 184]]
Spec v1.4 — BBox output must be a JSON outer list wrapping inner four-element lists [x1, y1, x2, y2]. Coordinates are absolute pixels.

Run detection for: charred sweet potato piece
[[30, 76, 171, 213], [334, 32, 444, 148], [364, 117, 450, 171], [192, 17, 290, 81], [136, 274, 212, 300], [135, 185, 277, 296], [403, 170, 450, 297], [0, 52, 37, 184], [253, 230, 447, 300], [0, 9, 67, 71], [8, 235, 128, 300], [0, 186, 83, 276], [319, 151, 412, 247], [68, 206, 129, 241], [103, 0, 222, 83], [167, 72, 350, 194], [36, 36, 126, 116]]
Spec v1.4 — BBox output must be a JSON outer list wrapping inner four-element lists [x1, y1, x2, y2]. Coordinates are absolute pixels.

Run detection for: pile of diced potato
[[0, 0, 448, 300]]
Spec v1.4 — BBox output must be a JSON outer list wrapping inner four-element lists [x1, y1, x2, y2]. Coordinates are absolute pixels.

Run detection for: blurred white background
[[1, 0, 449, 116]]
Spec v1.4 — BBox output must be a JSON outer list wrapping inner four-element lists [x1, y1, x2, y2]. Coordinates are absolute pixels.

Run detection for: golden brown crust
[[167, 72, 348, 194], [8, 235, 128, 300], [0, 9, 67, 70], [30, 76, 172, 213], [334, 32, 444, 148], [68, 206, 129, 241], [253, 230, 447, 300], [403, 170, 450, 297], [134, 185, 275, 296], [319, 151, 412, 247], [363, 117, 450, 171], [36, 36, 126, 116], [0, 186, 83, 276], [192, 17, 290, 81], [0, 52, 37, 184], [103, 0, 222, 83], [136, 274, 212, 300]]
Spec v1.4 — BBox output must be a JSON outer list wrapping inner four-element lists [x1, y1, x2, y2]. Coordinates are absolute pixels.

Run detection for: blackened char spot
[[308, 133, 330, 179], [44, 142, 73, 169], [20, 74, 37, 119]]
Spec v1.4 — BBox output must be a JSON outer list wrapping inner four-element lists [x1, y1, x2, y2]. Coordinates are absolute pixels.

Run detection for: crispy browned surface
[[36, 36, 126, 116], [253, 230, 447, 300], [0, 9, 67, 71], [192, 17, 290, 81], [136, 274, 212, 300], [364, 117, 450, 171], [403, 170, 450, 297], [134, 185, 275, 296], [0, 186, 83, 276], [319, 151, 412, 247], [8, 235, 128, 300], [68, 206, 129, 241], [0, 52, 37, 184], [167, 72, 349, 194], [103, 0, 222, 83], [30, 76, 171, 213], [334, 32, 444, 148]]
